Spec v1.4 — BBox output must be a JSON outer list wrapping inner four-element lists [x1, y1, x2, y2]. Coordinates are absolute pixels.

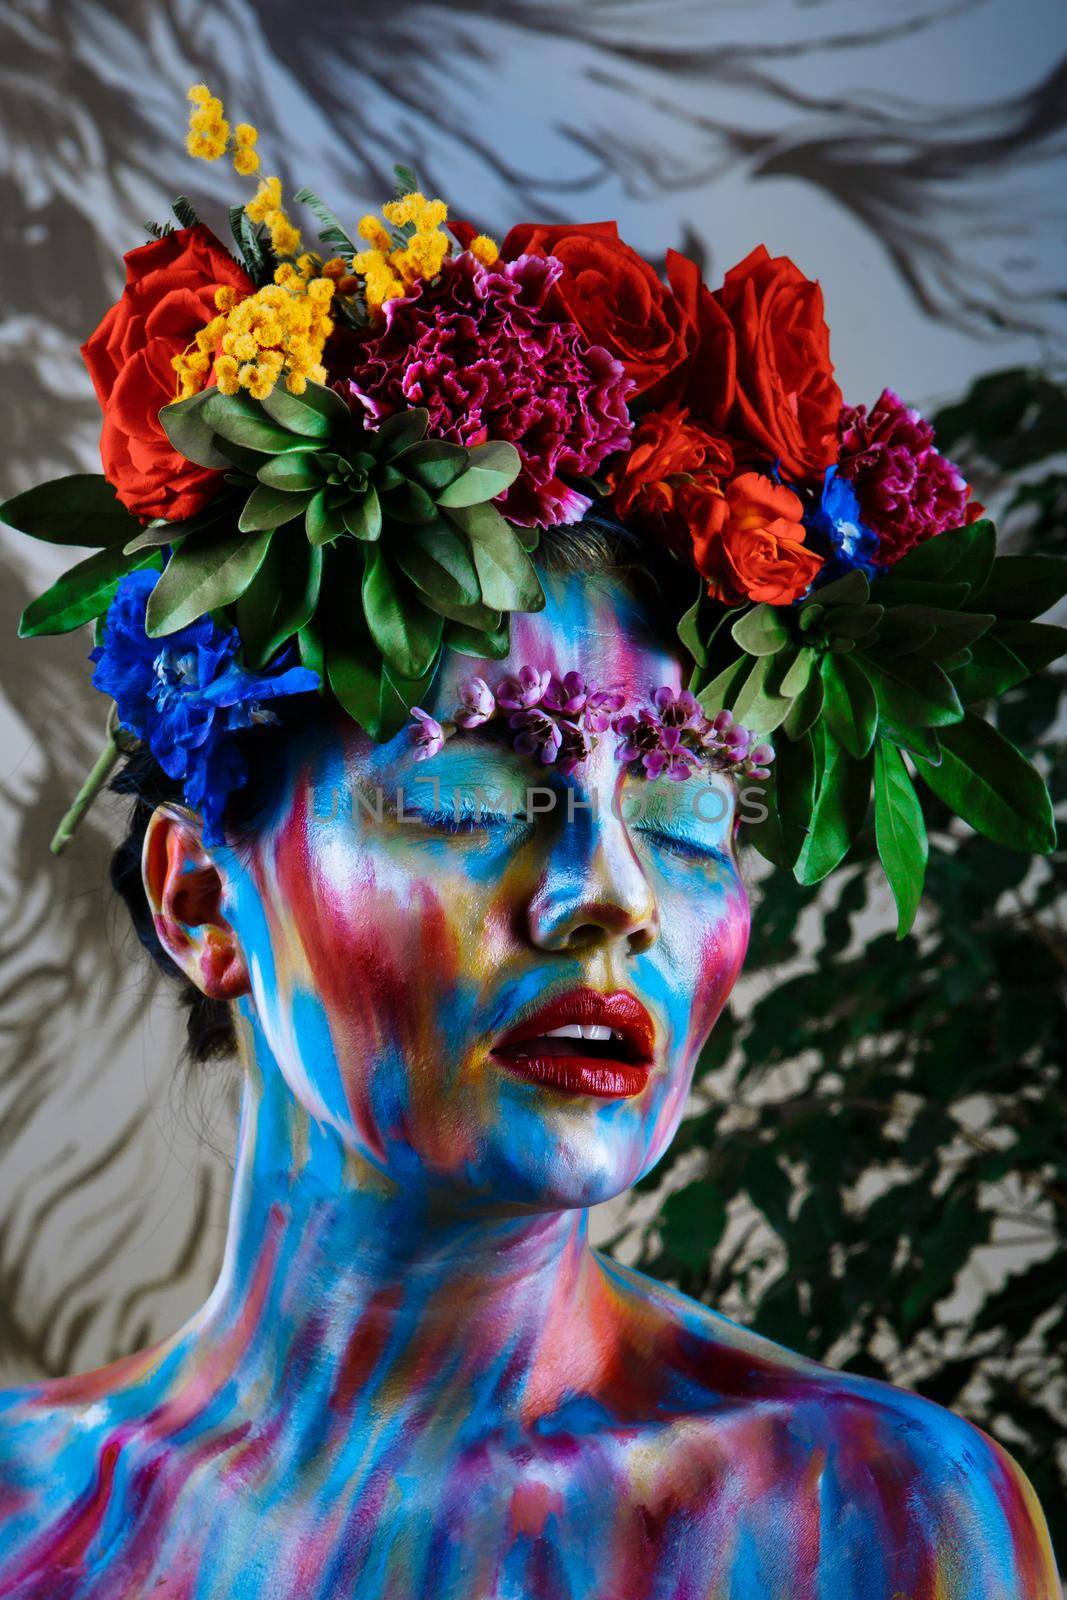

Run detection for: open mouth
[[490, 987, 655, 1099]]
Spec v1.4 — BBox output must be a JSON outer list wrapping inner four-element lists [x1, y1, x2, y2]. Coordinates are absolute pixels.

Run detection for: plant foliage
[[619, 367, 1067, 1555]]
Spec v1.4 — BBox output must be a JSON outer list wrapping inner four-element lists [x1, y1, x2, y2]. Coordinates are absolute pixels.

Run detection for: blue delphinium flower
[[807, 466, 881, 584], [90, 569, 319, 843]]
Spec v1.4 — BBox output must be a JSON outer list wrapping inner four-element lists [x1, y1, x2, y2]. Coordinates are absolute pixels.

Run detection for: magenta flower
[[837, 388, 980, 565], [649, 686, 705, 731], [346, 252, 633, 528], [542, 672, 627, 732], [496, 665, 552, 710], [409, 706, 445, 760], [613, 709, 700, 781], [454, 676, 495, 729], [509, 708, 563, 765]]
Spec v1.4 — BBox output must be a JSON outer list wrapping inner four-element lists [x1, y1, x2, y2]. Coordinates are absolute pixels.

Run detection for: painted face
[[215, 569, 751, 1211]]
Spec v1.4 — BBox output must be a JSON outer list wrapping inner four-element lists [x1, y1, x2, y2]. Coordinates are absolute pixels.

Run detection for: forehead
[[428, 567, 685, 715]]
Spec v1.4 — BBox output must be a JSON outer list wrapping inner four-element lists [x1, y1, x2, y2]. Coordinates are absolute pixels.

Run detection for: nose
[[525, 801, 659, 957]]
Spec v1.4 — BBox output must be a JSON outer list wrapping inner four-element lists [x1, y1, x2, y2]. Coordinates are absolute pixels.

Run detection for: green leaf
[[874, 740, 928, 938], [677, 582, 709, 668], [297, 619, 325, 684], [305, 489, 348, 547], [731, 604, 791, 657], [18, 543, 160, 637], [446, 503, 544, 613], [890, 518, 995, 593], [362, 546, 443, 678], [884, 724, 941, 765], [446, 618, 511, 659], [730, 652, 795, 735], [375, 408, 430, 459], [856, 652, 963, 728], [434, 441, 523, 507], [872, 576, 971, 610], [697, 654, 749, 718], [393, 520, 481, 608], [820, 653, 878, 759], [145, 526, 273, 636], [0, 474, 143, 548], [293, 186, 358, 258], [379, 659, 440, 742], [238, 484, 315, 532], [257, 454, 324, 491], [393, 162, 420, 200], [171, 194, 200, 229], [393, 439, 470, 494], [779, 646, 815, 700], [159, 391, 233, 469], [994, 620, 1067, 676], [782, 660, 824, 739], [865, 611, 938, 657], [977, 554, 1067, 620], [794, 731, 873, 885], [327, 641, 383, 737], [892, 605, 995, 660], [804, 569, 870, 609], [229, 204, 266, 283], [123, 496, 239, 555], [821, 603, 883, 643], [950, 634, 1029, 702], [344, 488, 383, 542], [916, 711, 1056, 853], [260, 380, 349, 439], [200, 391, 318, 455], [236, 529, 323, 667]]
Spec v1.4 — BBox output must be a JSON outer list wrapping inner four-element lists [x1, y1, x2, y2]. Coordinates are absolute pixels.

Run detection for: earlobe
[[142, 806, 251, 1001]]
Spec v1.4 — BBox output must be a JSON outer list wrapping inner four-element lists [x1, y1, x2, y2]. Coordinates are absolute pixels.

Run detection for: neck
[[178, 1005, 623, 1435]]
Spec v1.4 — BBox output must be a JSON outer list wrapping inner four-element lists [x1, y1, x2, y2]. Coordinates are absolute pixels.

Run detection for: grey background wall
[[1, 0, 1065, 1382]]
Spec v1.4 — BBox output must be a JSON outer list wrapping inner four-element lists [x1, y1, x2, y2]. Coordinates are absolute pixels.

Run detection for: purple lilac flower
[[453, 676, 495, 729], [346, 251, 634, 528], [542, 672, 627, 733], [409, 706, 446, 760], [613, 708, 699, 781], [496, 665, 552, 711], [509, 708, 563, 764], [90, 569, 318, 845], [649, 686, 706, 731]]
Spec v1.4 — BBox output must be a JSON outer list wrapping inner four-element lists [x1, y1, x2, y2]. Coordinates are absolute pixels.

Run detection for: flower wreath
[[3, 86, 1064, 933]]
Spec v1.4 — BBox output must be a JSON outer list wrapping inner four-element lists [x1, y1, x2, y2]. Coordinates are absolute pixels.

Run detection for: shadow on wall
[[0, 0, 1065, 1379]]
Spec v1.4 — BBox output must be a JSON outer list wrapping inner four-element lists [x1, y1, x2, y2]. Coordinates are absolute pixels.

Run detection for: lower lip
[[490, 1048, 652, 1099]]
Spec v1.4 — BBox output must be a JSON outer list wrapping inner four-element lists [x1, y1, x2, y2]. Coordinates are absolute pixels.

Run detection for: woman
[[0, 87, 1060, 1598]]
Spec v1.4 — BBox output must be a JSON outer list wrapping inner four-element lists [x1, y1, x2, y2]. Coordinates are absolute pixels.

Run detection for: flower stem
[[49, 725, 123, 855]]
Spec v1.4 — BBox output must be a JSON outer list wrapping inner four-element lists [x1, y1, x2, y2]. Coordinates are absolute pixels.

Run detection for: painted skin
[[0, 570, 1057, 1599]]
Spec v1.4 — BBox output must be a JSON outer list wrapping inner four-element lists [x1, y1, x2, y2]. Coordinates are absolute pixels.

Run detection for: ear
[[142, 805, 251, 1001]]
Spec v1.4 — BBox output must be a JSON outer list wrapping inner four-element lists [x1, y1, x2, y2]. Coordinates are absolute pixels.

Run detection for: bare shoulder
[[597, 1252, 1061, 1598], [0, 1358, 143, 1586]]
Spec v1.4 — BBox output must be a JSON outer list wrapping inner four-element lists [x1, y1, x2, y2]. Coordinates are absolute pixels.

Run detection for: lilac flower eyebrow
[[407, 671, 773, 783]]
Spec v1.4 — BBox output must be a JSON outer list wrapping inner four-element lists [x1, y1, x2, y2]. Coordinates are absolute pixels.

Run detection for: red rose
[[710, 246, 844, 483], [81, 226, 253, 522], [664, 250, 736, 433], [608, 403, 734, 558], [500, 221, 693, 399], [692, 471, 823, 605]]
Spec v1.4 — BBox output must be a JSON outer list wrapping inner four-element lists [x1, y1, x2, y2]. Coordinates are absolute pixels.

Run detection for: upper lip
[[490, 986, 655, 1062]]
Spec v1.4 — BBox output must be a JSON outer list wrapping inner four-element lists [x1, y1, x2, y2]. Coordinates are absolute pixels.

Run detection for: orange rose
[[692, 471, 823, 605], [609, 403, 734, 527]]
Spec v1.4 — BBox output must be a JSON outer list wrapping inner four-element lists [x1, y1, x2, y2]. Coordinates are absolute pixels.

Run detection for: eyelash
[[416, 806, 526, 838], [634, 824, 731, 867]]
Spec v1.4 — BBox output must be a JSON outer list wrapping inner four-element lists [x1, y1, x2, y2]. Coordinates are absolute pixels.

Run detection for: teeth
[[543, 1024, 620, 1042]]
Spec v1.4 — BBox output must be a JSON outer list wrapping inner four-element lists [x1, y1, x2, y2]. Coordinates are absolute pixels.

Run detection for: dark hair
[[110, 507, 689, 1064]]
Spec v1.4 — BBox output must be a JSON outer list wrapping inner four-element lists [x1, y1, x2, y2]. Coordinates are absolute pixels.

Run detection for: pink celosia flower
[[837, 388, 979, 565], [346, 252, 634, 528]]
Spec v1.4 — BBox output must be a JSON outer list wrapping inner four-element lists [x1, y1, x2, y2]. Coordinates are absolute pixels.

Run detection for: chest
[[15, 1409, 924, 1600]]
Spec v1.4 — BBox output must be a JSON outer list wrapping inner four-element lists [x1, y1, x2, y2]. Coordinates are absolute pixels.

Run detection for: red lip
[[490, 987, 655, 1099]]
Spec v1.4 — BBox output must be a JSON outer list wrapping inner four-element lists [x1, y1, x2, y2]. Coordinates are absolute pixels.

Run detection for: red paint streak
[[330, 1282, 405, 1413]]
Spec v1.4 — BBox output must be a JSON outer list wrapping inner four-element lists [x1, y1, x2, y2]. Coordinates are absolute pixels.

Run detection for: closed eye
[[410, 805, 530, 840], [634, 824, 732, 867]]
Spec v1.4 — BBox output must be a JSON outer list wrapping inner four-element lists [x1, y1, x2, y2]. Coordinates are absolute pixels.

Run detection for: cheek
[[252, 787, 519, 1165], [687, 880, 750, 1055]]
